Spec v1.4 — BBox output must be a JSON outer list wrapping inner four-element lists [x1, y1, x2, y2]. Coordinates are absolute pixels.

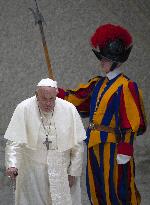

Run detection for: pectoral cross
[[43, 136, 52, 150]]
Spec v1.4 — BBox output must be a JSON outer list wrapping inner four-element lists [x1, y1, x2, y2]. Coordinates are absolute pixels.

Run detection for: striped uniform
[[59, 73, 146, 205]]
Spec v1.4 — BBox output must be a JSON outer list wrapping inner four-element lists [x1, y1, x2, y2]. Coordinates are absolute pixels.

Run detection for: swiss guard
[[58, 23, 147, 205]]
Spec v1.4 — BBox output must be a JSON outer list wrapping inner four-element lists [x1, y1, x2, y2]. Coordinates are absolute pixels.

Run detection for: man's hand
[[68, 175, 76, 188], [6, 167, 18, 179]]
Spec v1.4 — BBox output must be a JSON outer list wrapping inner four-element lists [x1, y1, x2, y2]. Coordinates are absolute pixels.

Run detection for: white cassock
[[4, 96, 86, 205]]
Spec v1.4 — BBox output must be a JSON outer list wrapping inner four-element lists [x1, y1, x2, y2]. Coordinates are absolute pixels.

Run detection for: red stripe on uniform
[[69, 82, 96, 99], [117, 164, 123, 198], [128, 82, 144, 127], [127, 162, 131, 202], [76, 97, 91, 113], [119, 88, 131, 128]]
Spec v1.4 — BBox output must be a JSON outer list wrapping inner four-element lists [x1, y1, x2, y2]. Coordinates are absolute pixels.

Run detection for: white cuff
[[117, 154, 131, 164]]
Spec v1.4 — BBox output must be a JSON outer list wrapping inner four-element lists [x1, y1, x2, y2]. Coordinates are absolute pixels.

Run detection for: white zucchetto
[[37, 78, 57, 88]]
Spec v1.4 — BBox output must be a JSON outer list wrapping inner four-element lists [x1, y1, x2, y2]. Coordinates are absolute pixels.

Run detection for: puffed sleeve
[[119, 81, 146, 141], [58, 76, 101, 117], [117, 81, 147, 158]]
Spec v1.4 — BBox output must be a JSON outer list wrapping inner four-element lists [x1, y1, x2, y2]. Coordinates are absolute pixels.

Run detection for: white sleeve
[[68, 142, 84, 176], [5, 140, 23, 169]]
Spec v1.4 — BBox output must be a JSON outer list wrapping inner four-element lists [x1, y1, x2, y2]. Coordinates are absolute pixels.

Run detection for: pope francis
[[4, 78, 86, 205]]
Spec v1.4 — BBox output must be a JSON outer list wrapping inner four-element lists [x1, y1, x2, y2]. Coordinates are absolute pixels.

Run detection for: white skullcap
[[37, 78, 57, 88]]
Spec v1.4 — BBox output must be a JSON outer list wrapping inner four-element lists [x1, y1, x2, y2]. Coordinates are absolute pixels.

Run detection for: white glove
[[117, 154, 131, 164]]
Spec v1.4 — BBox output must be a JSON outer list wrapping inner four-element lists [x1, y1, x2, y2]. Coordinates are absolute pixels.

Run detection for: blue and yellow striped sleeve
[[58, 76, 101, 117]]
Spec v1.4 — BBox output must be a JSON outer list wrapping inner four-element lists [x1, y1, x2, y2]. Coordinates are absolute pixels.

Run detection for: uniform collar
[[106, 69, 122, 80]]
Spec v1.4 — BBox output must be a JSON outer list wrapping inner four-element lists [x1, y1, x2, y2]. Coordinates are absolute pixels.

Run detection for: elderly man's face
[[36, 86, 58, 112]]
